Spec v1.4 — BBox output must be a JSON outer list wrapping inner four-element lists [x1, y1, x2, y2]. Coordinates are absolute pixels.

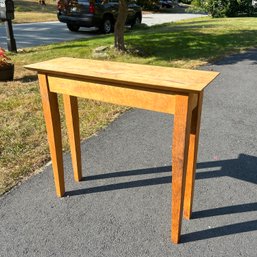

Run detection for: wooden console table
[[25, 58, 219, 244]]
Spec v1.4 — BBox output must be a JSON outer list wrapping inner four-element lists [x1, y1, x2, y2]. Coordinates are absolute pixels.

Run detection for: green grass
[[125, 17, 257, 68], [12, 0, 57, 23], [1, 17, 257, 195]]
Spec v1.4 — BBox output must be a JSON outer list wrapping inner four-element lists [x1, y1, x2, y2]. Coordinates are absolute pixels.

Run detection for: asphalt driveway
[[0, 13, 205, 49], [1, 49, 257, 256]]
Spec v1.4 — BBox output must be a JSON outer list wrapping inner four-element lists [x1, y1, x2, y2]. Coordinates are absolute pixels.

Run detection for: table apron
[[47, 75, 198, 115]]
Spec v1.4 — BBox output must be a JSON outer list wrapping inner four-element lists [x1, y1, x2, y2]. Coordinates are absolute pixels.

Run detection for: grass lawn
[[13, 0, 57, 23], [1, 17, 257, 195]]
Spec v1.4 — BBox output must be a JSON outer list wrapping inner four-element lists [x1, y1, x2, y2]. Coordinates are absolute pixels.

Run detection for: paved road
[[0, 13, 205, 49], [1, 50, 257, 256]]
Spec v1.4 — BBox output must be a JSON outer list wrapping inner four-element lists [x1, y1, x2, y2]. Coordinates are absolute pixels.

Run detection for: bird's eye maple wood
[[25, 57, 219, 244]]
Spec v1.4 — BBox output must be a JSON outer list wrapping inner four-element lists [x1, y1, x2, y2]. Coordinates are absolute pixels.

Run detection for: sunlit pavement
[[1, 47, 257, 256]]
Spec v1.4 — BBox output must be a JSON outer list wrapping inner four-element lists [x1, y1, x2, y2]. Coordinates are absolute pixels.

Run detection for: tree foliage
[[192, 0, 255, 17]]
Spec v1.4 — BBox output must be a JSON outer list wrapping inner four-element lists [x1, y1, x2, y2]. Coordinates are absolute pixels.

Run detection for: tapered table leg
[[63, 95, 82, 182], [183, 92, 203, 220], [38, 74, 65, 197], [171, 94, 194, 244]]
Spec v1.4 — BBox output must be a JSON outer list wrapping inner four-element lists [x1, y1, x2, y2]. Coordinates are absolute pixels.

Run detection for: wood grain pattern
[[63, 95, 82, 182], [183, 92, 203, 220], [171, 94, 194, 244], [25, 58, 218, 243], [48, 76, 176, 114], [25, 57, 219, 93], [38, 74, 65, 197]]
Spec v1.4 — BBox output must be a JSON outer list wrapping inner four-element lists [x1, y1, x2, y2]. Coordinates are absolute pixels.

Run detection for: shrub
[[237, 0, 255, 15], [191, 0, 255, 17], [205, 0, 236, 17]]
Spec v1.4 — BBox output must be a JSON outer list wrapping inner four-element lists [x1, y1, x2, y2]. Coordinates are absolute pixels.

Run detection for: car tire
[[131, 13, 142, 28], [67, 24, 80, 32], [101, 17, 113, 34]]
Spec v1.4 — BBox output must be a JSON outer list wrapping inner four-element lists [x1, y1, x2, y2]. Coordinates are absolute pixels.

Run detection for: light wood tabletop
[[25, 57, 218, 93]]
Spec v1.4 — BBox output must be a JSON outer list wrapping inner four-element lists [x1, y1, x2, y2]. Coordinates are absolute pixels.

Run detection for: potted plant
[[0, 48, 14, 82]]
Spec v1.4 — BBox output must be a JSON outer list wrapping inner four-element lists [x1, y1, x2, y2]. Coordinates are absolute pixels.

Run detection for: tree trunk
[[114, 0, 128, 51]]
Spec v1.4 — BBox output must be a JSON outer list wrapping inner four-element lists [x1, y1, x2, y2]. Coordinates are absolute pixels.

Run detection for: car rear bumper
[[57, 13, 101, 27]]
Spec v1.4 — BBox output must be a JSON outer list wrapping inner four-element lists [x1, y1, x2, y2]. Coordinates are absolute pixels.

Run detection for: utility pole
[[4, 19, 16, 52], [0, 0, 17, 52]]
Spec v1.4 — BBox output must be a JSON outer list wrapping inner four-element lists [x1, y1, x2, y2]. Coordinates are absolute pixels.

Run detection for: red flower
[[0, 48, 11, 67]]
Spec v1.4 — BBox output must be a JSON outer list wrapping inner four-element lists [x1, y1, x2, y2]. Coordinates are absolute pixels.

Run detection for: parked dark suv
[[57, 0, 142, 33]]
